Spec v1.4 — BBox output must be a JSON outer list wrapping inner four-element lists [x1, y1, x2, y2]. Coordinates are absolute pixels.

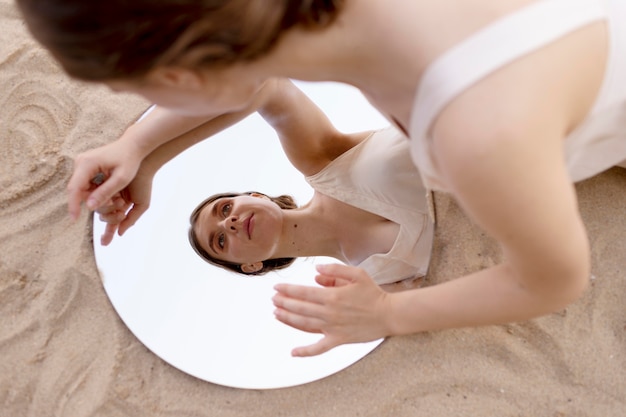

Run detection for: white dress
[[409, 0, 626, 192], [305, 127, 435, 285]]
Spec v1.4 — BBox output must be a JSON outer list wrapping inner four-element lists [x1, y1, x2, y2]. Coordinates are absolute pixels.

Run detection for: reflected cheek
[[229, 240, 263, 262]]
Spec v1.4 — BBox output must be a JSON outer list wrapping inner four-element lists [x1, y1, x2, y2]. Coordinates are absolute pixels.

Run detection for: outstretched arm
[[87, 78, 370, 243], [272, 42, 598, 355], [68, 106, 216, 219], [257, 80, 369, 176], [90, 102, 271, 243], [74, 83, 277, 243], [272, 116, 591, 356], [140, 78, 368, 179]]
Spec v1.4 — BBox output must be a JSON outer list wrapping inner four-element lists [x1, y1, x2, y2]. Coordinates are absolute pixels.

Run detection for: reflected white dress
[[306, 127, 435, 285], [410, 0, 626, 192]]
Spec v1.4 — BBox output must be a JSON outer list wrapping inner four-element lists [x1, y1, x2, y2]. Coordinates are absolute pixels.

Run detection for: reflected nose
[[223, 215, 240, 233]]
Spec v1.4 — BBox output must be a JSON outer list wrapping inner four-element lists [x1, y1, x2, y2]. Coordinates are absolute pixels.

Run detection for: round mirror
[[93, 82, 389, 389]]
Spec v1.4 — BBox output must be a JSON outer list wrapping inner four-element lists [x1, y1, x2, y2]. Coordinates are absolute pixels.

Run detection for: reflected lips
[[245, 215, 254, 239]]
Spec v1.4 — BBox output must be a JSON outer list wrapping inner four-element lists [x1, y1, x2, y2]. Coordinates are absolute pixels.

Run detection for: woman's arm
[[257, 80, 369, 176], [71, 78, 366, 219], [139, 78, 366, 177], [73, 82, 278, 243], [88, 79, 371, 243], [272, 119, 591, 356], [272, 121, 591, 355], [71, 102, 278, 214], [384, 112, 590, 333], [91, 102, 272, 244], [67, 106, 218, 218], [272, 31, 600, 355]]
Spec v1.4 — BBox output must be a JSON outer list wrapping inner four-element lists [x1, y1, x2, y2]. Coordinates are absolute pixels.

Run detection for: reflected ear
[[148, 67, 203, 89], [240, 262, 263, 274]]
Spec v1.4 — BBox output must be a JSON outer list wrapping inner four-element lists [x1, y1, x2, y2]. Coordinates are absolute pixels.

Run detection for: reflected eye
[[218, 233, 225, 249], [221, 203, 231, 217]]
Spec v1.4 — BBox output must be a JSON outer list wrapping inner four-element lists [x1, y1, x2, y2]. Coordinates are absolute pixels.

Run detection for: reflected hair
[[188, 191, 298, 276], [16, 0, 345, 81]]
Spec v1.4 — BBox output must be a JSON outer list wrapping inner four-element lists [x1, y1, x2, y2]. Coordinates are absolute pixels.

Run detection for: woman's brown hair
[[188, 191, 298, 276], [16, 0, 345, 81]]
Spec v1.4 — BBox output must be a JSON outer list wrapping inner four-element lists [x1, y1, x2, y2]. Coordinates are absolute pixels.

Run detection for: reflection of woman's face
[[194, 195, 284, 265]]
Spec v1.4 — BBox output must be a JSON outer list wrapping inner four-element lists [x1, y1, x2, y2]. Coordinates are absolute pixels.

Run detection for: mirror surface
[[94, 82, 389, 389]]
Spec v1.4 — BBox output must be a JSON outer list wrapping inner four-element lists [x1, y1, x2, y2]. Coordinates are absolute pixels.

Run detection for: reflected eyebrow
[[207, 231, 217, 255], [205, 200, 221, 256], [211, 199, 220, 218], [204, 197, 230, 256]]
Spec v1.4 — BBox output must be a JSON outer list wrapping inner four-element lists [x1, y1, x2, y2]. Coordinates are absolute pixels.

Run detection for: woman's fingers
[[95, 194, 131, 245], [84, 173, 131, 211], [67, 144, 141, 219], [273, 282, 331, 305], [99, 195, 127, 212], [67, 183, 91, 221], [273, 263, 365, 302], [98, 210, 126, 224], [316, 263, 367, 282], [273, 307, 363, 357], [271, 290, 331, 320], [100, 223, 119, 246], [273, 306, 325, 333], [66, 156, 108, 218], [292, 337, 339, 357], [97, 195, 126, 215], [272, 308, 343, 357], [67, 169, 127, 218], [117, 201, 148, 236], [273, 265, 391, 356], [315, 273, 352, 288]]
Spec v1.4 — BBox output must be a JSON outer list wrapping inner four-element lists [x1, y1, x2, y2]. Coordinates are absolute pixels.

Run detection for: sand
[[1, 1, 625, 416]]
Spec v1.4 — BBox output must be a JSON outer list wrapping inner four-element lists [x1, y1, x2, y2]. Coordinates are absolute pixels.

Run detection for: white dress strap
[[409, 0, 607, 190]]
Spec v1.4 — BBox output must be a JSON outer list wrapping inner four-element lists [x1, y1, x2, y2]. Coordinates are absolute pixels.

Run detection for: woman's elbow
[[516, 240, 591, 313], [537, 249, 591, 312], [557, 262, 591, 308]]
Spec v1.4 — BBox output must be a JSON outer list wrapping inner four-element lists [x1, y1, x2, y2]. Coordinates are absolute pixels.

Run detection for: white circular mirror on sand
[[93, 82, 388, 389]]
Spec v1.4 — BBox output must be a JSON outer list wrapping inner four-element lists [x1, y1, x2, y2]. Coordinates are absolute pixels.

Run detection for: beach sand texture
[[1, 1, 625, 416]]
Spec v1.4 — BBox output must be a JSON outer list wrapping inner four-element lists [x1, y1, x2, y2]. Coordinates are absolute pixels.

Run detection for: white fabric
[[306, 127, 435, 285], [409, 0, 626, 191]]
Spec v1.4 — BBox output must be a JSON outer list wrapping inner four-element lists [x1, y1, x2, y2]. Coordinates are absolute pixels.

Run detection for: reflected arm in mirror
[[93, 79, 374, 244], [82, 101, 267, 243], [257, 80, 371, 176], [68, 106, 220, 220], [81, 79, 282, 243]]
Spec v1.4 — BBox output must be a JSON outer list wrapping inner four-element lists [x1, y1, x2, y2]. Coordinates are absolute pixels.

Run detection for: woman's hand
[[93, 166, 155, 245], [272, 264, 393, 357], [67, 140, 144, 220], [96, 193, 131, 246]]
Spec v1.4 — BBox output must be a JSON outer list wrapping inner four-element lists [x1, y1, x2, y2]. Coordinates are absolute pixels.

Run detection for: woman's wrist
[[117, 123, 160, 162], [379, 292, 412, 337]]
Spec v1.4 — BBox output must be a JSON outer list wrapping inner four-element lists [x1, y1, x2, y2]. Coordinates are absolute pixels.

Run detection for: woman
[[100, 79, 434, 285], [16, 0, 626, 356]]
